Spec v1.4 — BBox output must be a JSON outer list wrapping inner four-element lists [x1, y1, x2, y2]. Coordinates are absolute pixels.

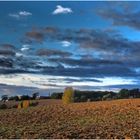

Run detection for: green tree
[[118, 89, 129, 99]]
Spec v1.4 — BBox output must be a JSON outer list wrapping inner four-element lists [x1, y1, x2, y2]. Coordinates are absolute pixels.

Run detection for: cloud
[[52, 5, 73, 15], [9, 11, 32, 19], [0, 83, 47, 96], [61, 41, 71, 47], [0, 58, 13, 68], [0, 44, 15, 50], [96, 4, 140, 30], [21, 26, 140, 79], [48, 57, 122, 67], [21, 44, 31, 51], [19, 11, 32, 16], [0, 44, 15, 56], [25, 30, 44, 42], [37, 48, 72, 57]]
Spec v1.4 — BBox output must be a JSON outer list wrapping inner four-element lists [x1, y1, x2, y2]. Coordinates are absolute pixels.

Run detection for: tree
[[102, 93, 111, 101], [51, 92, 63, 99], [118, 89, 129, 99], [8, 96, 19, 101], [129, 88, 139, 98], [1, 95, 8, 102], [32, 92, 39, 100], [21, 95, 30, 100], [62, 87, 74, 104]]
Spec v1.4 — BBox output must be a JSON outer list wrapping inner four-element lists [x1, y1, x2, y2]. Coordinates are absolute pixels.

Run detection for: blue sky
[[1, 1, 140, 95]]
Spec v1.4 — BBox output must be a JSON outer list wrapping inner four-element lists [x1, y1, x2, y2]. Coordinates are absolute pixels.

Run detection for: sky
[[1, 1, 140, 96]]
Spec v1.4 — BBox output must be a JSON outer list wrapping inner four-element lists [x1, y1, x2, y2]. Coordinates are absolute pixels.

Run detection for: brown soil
[[0, 99, 140, 139]]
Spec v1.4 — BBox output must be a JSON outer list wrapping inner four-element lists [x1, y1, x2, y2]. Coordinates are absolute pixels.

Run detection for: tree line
[[1, 88, 140, 103], [62, 88, 140, 103]]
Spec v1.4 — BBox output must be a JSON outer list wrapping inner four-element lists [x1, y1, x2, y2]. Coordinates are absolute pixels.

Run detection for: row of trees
[[1, 92, 63, 102], [1, 88, 140, 103], [1, 92, 39, 102], [62, 88, 140, 104]]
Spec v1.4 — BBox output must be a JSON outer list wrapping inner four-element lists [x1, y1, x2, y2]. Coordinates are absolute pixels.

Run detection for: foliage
[[1, 95, 8, 102], [32, 92, 39, 100], [51, 92, 63, 99], [73, 88, 140, 102], [8, 96, 19, 101], [74, 90, 116, 102], [20, 95, 31, 101], [62, 87, 74, 104]]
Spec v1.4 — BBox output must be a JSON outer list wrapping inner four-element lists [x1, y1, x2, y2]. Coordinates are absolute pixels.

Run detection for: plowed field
[[0, 99, 140, 139]]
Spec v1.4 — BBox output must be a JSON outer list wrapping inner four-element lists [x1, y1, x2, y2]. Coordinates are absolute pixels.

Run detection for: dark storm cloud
[[97, 5, 140, 30], [37, 48, 72, 57]]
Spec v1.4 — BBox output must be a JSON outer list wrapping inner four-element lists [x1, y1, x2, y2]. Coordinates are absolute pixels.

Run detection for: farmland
[[0, 99, 140, 139]]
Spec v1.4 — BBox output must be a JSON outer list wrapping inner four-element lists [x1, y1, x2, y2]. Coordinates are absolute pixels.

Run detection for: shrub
[[62, 87, 74, 104]]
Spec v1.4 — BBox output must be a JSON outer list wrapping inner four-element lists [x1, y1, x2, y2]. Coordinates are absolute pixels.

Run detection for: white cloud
[[19, 11, 32, 16], [61, 41, 71, 47], [52, 5, 73, 15], [9, 11, 32, 19], [21, 44, 31, 51], [16, 52, 23, 57], [0, 74, 135, 90]]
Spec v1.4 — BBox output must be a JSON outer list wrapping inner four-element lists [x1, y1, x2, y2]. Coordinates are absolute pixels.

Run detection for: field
[[0, 99, 140, 139]]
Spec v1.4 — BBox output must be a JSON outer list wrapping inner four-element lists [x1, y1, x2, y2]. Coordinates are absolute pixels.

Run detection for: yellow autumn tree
[[62, 87, 74, 104]]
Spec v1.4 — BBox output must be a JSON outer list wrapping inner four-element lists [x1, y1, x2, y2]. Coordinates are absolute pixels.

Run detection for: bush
[[0, 104, 8, 109]]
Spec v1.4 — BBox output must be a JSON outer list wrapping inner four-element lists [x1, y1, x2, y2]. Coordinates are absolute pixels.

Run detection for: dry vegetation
[[0, 99, 140, 139]]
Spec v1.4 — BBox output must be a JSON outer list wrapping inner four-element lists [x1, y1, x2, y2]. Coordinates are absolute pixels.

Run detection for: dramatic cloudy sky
[[1, 1, 140, 95]]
